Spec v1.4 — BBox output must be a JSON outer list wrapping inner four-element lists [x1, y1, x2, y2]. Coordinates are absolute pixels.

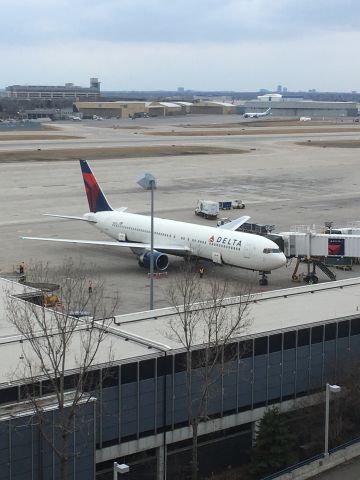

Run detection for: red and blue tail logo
[[79, 160, 112, 213]]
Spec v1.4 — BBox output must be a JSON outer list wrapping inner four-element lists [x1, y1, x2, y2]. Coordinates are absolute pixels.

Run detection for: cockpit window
[[263, 248, 281, 254]]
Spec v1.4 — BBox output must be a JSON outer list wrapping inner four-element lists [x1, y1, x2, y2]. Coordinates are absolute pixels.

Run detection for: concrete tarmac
[[1, 114, 360, 313]]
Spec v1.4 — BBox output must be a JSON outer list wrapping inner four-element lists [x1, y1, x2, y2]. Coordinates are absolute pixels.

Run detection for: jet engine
[[138, 251, 169, 271]]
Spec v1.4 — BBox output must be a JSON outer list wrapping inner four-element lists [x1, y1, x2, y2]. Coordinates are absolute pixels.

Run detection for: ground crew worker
[[88, 279, 93, 295], [19, 262, 26, 282], [199, 266, 205, 279]]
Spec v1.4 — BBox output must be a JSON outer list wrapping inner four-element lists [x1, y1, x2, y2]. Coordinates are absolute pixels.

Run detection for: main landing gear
[[259, 271, 269, 286]]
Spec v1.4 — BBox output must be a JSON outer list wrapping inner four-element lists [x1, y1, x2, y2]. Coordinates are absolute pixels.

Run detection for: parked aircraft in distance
[[72, 116, 82, 121], [243, 107, 271, 119], [22, 160, 286, 284]]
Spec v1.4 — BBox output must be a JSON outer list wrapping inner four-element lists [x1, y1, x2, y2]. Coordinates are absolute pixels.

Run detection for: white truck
[[195, 200, 219, 219], [232, 199, 246, 209], [218, 200, 245, 210]]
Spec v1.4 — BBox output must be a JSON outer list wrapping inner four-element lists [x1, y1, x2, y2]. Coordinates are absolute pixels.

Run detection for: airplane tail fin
[[79, 160, 113, 213]]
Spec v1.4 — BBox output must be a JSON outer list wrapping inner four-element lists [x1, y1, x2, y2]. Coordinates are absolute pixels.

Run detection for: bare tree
[[166, 263, 253, 480], [6, 259, 119, 480]]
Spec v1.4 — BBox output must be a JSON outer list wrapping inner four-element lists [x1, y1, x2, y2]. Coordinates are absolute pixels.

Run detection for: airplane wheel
[[259, 278, 268, 286], [304, 275, 318, 284]]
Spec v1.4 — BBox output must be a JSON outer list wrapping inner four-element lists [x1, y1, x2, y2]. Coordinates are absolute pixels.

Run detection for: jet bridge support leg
[[303, 259, 319, 284], [294, 257, 336, 284], [291, 258, 302, 282]]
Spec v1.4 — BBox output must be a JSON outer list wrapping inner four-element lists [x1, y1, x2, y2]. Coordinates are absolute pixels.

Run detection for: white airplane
[[243, 107, 271, 119], [22, 160, 286, 284]]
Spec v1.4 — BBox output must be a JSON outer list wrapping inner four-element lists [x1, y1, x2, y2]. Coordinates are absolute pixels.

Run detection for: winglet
[[218, 215, 251, 231], [79, 160, 113, 212]]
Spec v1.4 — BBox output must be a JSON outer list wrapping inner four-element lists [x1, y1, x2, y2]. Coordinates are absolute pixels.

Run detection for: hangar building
[[74, 101, 184, 118], [1, 277, 360, 479], [240, 94, 358, 117], [74, 100, 237, 118]]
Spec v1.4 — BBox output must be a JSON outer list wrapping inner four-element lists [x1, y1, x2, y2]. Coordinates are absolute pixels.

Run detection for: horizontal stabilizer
[[43, 214, 97, 223], [21, 236, 190, 255], [218, 216, 251, 231]]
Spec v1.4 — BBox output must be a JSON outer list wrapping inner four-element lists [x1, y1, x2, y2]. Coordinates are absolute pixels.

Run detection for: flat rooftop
[[1, 276, 360, 387], [113, 276, 360, 349], [0, 278, 160, 386]]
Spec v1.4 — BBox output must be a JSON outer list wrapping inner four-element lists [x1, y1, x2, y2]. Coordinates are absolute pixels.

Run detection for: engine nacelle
[[138, 251, 169, 271]]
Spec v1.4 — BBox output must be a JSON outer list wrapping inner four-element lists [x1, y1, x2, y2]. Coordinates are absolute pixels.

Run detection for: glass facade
[[95, 317, 359, 448], [0, 402, 95, 480], [0, 316, 359, 478]]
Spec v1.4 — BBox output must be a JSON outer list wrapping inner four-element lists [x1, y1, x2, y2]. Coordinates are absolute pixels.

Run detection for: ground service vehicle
[[218, 201, 232, 210], [131, 112, 149, 119], [232, 200, 245, 209], [195, 200, 219, 219], [219, 200, 245, 210]]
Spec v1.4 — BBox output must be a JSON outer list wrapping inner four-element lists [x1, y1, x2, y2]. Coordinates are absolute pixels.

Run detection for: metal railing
[[260, 434, 360, 479]]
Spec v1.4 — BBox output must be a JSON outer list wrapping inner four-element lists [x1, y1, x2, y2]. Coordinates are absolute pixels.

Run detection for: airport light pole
[[113, 462, 129, 479], [137, 173, 157, 310], [324, 383, 341, 457]]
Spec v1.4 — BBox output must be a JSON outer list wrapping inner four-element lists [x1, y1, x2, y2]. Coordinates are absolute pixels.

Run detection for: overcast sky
[[1, 0, 359, 92]]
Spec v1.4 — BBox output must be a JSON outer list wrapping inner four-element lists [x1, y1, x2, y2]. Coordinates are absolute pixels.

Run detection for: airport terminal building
[[1, 277, 360, 479], [6, 78, 101, 100]]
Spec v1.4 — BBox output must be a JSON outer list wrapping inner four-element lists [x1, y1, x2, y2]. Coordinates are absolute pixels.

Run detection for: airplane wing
[[21, 236, 191, 255], [43, 214, 97, 223], [218, 216, 251, 231]]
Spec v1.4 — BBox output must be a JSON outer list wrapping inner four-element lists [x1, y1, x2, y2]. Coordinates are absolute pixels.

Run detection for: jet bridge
[[235, 220, 360, 284], [278, 229, 360, 283]]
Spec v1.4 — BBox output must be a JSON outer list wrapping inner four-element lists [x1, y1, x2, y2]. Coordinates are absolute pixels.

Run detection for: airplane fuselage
[[87, 211, 286, 272], [244, 108, 271, 119], [22, 159, 286, 276]]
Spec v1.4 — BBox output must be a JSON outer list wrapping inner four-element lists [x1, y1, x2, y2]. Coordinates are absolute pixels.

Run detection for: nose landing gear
[[259, 271, 269, 286]]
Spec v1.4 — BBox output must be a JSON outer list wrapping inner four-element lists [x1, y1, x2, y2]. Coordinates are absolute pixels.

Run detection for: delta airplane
[[22, 160, 286, 284], [243, 107, 271, 119]]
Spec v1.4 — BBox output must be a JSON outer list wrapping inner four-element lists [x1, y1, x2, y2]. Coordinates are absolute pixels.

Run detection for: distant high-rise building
[[283, 86, 288, 93], [6, 78, 100, 100], [277, 85, 282, 93], [90, 78, 100, 90], [177, 87, 185, 93]]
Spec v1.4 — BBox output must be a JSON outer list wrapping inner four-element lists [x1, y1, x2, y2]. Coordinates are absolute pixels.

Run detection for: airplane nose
[[275, 252, 287, 269], [266, 252, 287, 270], [279, 252, 287, 267]]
